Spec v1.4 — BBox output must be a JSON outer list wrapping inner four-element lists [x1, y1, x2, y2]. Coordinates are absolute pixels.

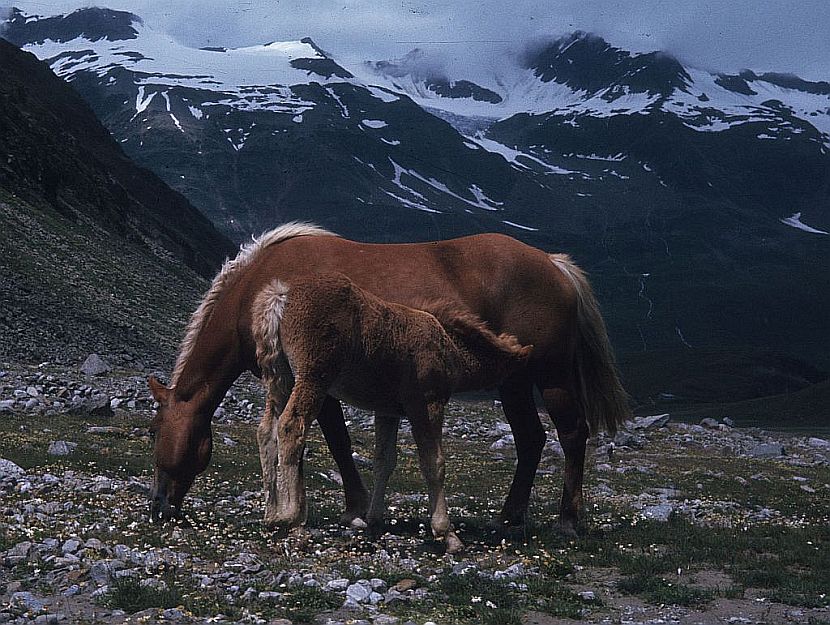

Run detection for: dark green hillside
[[0, 40, 236, 365]]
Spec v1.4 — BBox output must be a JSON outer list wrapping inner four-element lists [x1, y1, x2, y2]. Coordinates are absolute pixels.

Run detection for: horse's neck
[[173, 327, 246, 411]]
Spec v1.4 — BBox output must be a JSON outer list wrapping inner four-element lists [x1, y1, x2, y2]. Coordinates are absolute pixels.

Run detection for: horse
[[250, 271, 532, 552], [147, 222, 629, 535]]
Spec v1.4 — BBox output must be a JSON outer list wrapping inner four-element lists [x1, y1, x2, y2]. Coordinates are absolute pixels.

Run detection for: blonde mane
[[171, 222, 336, 385]]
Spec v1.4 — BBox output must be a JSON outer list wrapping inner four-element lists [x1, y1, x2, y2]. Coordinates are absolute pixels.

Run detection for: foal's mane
[[418, 300, 526, 360], [171, 222, 336, 385]]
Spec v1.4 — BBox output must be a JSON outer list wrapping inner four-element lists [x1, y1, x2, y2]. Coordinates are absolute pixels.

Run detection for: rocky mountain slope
[[0, 38, 236, 366], [2, 7, 829, 417]]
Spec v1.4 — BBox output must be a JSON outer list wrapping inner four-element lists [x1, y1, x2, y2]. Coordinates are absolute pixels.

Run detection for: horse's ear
[[148, 376, 171, 404]]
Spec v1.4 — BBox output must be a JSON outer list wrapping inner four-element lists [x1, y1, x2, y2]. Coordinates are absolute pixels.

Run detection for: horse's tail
[[252, 279, 291, 385], [549, 254, 630, 435]]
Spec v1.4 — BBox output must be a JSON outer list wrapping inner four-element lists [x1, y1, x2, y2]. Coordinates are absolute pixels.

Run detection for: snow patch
[[780, 212, 828, 235], [187, 105, 203, 119], [134, 86, 156, 115], [362, 119, 388, 129], [502, 220, 538, 231]]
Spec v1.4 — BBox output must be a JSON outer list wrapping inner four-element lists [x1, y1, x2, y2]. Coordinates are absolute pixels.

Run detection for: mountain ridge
[[2, 7, 828, 414]]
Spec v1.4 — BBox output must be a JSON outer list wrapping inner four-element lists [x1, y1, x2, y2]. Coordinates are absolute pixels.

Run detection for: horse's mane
[[171, 222, 336, 385], [417, 300, 527, 361]]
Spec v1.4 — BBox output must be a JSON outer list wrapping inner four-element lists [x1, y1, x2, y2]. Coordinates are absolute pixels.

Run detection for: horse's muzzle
[[149, 483, 180, 522]]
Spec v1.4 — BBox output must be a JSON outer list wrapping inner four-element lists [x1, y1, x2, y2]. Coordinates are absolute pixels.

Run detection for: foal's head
[[147, 376, 213, 521], [428, 303, 534, 385]]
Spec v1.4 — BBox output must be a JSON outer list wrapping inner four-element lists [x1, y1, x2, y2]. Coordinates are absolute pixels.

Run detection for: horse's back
[[239, 231, 577, 375]]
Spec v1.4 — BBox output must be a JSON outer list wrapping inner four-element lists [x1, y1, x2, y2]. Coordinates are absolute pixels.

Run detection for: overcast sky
[[7, 0, 830, 81]]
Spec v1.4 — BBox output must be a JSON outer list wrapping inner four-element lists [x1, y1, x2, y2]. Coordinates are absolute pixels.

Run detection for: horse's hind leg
[[409, 401, 463, 554], [497, 377, 546, 526], [367, 413, 401, 530], [541, 386, 588, 536], [264, 380, 326, 528], [257, 378, 288, 518], [317, 396, 370, 526]]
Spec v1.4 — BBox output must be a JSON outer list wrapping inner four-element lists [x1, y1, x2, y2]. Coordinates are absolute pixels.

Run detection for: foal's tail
[[252, 279, 291, 384], [549, 254, 630, 435]]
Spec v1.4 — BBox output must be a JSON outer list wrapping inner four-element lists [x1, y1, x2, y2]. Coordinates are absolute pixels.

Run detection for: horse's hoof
[[558, 518, 579, 537], [339, 510, 368, 527], [488, 513, 525, 531]]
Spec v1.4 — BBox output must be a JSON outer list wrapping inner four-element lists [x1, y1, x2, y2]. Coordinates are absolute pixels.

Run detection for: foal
[[252, 272, 532, 553]]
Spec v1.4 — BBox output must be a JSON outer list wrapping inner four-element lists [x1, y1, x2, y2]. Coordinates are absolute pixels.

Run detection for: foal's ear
[[148, 376, 171, 404]]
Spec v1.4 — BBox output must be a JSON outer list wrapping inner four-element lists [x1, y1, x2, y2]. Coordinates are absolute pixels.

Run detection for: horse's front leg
[[264, 380, 325, 528], [409, 401, 464, 554], [367, 413, 401, 531], [317, 396, 370, 526]]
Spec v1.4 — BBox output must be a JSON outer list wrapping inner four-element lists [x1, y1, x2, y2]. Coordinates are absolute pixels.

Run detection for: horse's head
[[147, 376, 213, 522]]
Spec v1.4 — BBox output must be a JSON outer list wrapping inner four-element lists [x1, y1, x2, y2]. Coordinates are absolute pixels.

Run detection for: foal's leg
[[265, 380, 326, 528], [497, 377, 546, 526], [409, 401, 463, 554], [257, 379, 288, 517], [317, 396, 370, 526], [367, 413, 401, 530], [541, 386, 588, 536]]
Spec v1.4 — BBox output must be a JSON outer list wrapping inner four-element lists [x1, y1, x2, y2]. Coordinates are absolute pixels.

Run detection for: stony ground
[[1, 359, 828, 625]]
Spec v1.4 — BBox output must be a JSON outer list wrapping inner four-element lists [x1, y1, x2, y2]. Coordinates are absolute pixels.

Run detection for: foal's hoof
[[445, 533, 465, 555], [263, 514, 302, 531]]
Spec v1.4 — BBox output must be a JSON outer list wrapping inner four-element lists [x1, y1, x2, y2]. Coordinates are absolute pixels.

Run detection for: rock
[[79, 395, 114, 418], [579, 590, 596, 601], [89, 562, 111, 585], [85, 426, 125, 435], [614, 431, 645, 448], [0, 399, 15, 413], [699, 417, 720, 429], [160, 608, 185, 621], [346, 580, 373, 603], [47, 441, 77, 456], [80, 354, 111, 376], [632, 414, 670, 430], [26, 386, 40, 397], [748, 443, 786, 458], [0, 458, 25, 478], [326, 578, 351, 591], [11, 591, 45, 612], [808, 437, 830, 449], [393, 579, 417, 592], [490, 434, 515, 450], [495, 562, 526, 579], [61, 539, 81, 554], [723, 417, 735, 427], [373, 616, 399, 625], [642, 503, 674, 521]]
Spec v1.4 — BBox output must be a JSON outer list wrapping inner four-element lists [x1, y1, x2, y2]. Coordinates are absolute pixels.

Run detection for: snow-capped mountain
[[2, 7, 829, 403], [363, 32, 830, 143]]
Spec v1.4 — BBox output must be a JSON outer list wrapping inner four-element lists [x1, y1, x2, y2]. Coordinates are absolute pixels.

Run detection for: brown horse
[[251, 272, 532, 552], [148, 222, 628, 534]]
